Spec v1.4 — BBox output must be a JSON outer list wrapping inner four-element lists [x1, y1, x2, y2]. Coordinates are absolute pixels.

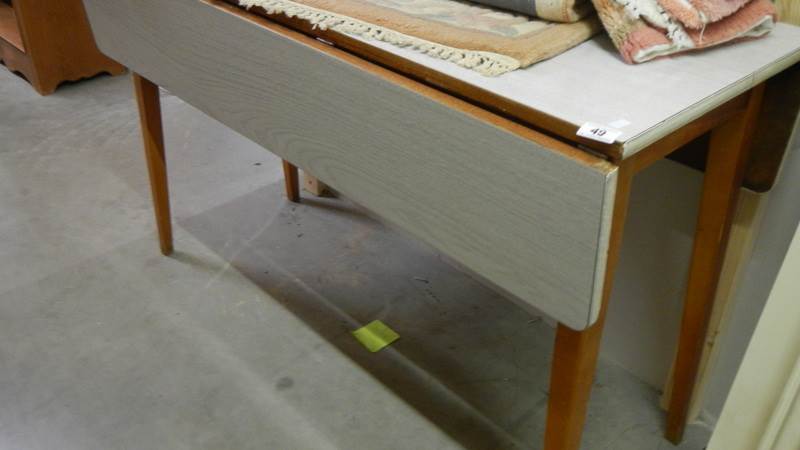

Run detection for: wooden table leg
[[282, 160, 300, 202], [133, 73, 173, 255], [544, 162, 634, 450], [665, 85, 765, 443]]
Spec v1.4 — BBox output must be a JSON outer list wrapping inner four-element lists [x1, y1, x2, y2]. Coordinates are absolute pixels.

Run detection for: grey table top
[[351, 23, 800, 158]]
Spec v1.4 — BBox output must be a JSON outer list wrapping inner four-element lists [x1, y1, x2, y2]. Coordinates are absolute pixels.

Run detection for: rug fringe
[[238, 0, 522, 76]]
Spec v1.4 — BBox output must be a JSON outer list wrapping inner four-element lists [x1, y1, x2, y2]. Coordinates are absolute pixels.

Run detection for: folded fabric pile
[[591, 0, 777, 63], [236, 0, 601, 76], [236, 0, 776, 75], [465, 0, 594, 22]]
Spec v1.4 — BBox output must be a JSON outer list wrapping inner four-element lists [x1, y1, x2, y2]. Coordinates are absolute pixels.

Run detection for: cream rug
[[235, 0, 601, 75]]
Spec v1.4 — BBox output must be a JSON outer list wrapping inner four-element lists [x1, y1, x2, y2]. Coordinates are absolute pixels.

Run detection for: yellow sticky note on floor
[[352, 320, 399, 352]]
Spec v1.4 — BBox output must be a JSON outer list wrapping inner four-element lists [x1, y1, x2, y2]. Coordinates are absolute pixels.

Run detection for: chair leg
[[544, 163, 634, 450], [665, 85, 765, 444], [133, 73, 173, 255], [282, 160, 300, 202]]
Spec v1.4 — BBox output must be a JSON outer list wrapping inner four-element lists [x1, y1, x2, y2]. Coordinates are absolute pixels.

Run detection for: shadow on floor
[[177, 182, 708, 450]]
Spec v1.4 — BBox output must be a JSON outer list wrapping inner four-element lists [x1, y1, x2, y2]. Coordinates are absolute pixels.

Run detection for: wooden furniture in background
[[0, 0, 124, 94], [777, 0, 800, 25]]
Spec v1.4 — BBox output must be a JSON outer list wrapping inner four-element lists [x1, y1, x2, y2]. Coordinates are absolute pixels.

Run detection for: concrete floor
[[0, 69, 712, 449]]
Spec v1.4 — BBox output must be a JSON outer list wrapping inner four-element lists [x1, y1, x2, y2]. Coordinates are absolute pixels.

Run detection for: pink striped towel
[[592, 0, 776, 63]]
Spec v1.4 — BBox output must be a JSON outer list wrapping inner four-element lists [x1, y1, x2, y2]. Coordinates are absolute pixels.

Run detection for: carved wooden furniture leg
[[1, 0, 126, 95], [665, 85, 765, 443], [544, 163, 634, 450], [133, 73, 173, 255], [282, 160, 300, 202]]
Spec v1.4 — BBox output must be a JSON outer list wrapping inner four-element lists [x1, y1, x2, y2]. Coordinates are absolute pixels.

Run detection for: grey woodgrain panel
[[83, 0, 617, 330]]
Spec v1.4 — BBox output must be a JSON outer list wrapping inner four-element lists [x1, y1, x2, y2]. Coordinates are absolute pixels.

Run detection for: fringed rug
[[235, 0, 602, 76]]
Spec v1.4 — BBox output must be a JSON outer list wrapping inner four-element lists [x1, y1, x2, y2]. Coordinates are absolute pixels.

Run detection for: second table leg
[[282, 160, 300, 202], [665, 85, 765, 443]]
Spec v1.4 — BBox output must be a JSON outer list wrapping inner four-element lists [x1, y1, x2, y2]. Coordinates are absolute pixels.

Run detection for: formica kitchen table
[[81, 0, 800, 448]]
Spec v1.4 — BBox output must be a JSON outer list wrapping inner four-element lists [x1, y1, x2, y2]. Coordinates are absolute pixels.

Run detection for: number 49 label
[[576, 122, 623, 144]]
